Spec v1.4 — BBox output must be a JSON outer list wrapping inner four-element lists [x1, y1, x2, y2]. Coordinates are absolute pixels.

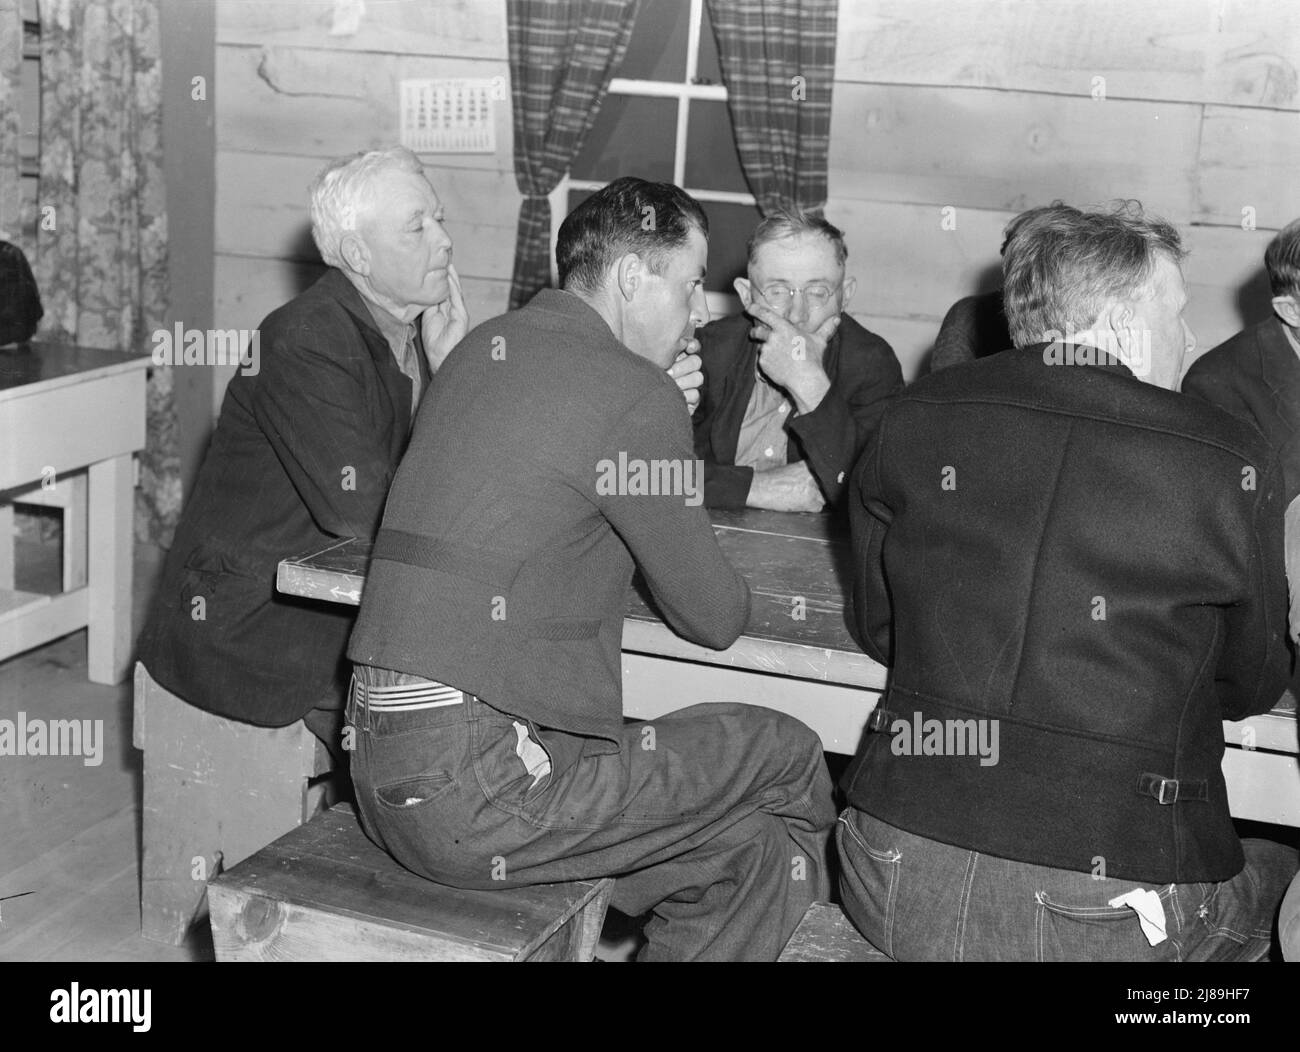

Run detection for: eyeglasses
[[757, 283, 839, 308]]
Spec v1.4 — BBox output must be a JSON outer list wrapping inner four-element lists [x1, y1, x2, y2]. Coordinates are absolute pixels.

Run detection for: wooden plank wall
[[831, 0, 1300, 378], [214, 0, 1300, 403], [212, 0, 517, 411]]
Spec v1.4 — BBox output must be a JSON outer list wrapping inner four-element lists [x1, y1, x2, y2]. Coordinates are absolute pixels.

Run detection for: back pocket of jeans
[[375, 772, 455, 811], [1034, 889, 1178, 962]]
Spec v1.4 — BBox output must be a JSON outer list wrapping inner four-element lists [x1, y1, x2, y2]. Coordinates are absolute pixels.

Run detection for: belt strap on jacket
[[372, 528, 524, 587], [1136, 772, 1209, 805], [871, 709, 1209, 807]]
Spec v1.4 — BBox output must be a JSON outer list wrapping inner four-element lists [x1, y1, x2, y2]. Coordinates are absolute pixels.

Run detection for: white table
[[0, 343, 150, 684]]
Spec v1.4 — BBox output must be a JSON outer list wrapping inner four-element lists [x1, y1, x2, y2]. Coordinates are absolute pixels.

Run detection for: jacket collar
[[317, 267, 429, 433], [1032, 340, 1137, 378], [1255, 316, 1300, 434]]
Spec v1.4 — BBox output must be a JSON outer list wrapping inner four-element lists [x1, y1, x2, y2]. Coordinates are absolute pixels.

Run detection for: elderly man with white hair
[[138, 146, 468, 754]]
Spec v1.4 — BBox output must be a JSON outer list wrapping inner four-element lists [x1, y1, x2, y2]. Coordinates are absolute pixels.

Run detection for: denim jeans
[[838, 807, 1299, 961], [1282, 870, 1300, 961], [346, 664, 837, 961]]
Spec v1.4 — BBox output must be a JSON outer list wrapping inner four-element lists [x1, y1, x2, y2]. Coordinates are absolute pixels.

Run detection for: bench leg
[[135, 663, 325, 944], [87, 455, 133, 684]]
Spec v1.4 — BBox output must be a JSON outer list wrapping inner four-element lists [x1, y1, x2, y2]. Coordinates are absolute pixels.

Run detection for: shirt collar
[[1284, 321, 1300, 360], [362, 297, 416, 358]]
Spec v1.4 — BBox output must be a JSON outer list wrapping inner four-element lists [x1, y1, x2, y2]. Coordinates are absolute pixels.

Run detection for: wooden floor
[[0, 527, 639, 962], [0, 534, 214, 961]]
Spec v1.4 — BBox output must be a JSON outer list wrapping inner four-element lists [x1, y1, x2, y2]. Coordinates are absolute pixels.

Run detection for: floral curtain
[[705, 0, 838, 216], [0, 0, 21, 241], [34, 0, 178, 544], [506, 0, 640, 309]]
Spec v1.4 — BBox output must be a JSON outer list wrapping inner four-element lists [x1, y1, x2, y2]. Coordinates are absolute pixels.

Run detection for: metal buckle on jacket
[[866, 706, 894, 733], [1137, 772, 1209, 805]]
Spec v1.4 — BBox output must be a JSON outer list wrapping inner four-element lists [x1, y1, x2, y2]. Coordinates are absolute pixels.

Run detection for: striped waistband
[[349, 675, 465, 711]]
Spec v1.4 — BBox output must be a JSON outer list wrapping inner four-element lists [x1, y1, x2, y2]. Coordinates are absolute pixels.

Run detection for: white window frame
[[550, 0, 749, 316]]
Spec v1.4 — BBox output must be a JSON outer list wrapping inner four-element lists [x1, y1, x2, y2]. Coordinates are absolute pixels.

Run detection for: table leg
[[0, 503, 13, 589], [87, 454, 134, 684]]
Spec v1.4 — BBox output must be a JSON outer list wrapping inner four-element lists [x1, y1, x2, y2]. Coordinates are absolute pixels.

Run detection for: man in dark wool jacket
[[839, 201, 1298, 961], [137, 146, 468, 752], [692, 209, 902, 512], [346, 178, 836, 961]]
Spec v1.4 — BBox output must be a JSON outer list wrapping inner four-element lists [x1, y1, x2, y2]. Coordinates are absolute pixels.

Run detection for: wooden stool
[[133, 662, 333, 945], [779, 902, 893, 962], [207, 805, 614, 961]]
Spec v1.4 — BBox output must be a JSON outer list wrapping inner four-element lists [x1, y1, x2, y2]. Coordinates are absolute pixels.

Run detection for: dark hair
[[557, 177, 708, 294], [1001, 200, 1185, 348], [1265, 218, 1300, 299], [747, 207, 847, 268]]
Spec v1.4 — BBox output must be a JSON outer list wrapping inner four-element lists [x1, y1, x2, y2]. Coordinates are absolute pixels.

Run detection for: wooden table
[[277, 509, 1300, 827], [0, 343, 150, 684]]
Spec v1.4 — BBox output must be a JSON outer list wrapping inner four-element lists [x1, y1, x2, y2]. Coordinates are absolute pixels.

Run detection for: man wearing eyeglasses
[[692, 210, 904, 511]]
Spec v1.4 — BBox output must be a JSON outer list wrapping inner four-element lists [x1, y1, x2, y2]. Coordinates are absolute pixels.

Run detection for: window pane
[[696, 1, 723, 85], [571, 96, 676, 183], [684, 100, 748, 194], [563, 192, 759, 298], [700, 200, 762, 294], [619, 0, 689, 82]]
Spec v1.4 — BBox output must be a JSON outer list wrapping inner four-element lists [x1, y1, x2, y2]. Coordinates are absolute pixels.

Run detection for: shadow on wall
[[289, 221, 327, 297], [1236, 265, 1274, 328]]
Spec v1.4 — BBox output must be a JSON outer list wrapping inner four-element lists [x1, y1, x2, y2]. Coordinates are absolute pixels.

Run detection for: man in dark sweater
[[692, 210, 903, 511], [346, 178, 836, 961], [839, 201, 1298, 960]]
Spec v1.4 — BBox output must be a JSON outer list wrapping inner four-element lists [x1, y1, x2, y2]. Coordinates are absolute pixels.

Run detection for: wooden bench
[[133, 662, 334, 944], [779, 902, 893, 962], [207, 804, 615, 961]]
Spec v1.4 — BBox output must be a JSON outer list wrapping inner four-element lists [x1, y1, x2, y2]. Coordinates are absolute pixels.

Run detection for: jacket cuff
[[703, 462, 754, 509]]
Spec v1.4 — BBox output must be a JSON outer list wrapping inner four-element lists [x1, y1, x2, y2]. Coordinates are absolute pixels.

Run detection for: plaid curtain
[[506, 0, 639, 309], [705, 0, 838, 216]]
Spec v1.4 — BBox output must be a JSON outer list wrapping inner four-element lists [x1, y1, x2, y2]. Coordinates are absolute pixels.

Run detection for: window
[[559, 0, 759, 315]]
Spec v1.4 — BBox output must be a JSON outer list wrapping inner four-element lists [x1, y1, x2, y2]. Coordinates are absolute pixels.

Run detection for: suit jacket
[[348, 289, 750, 746], [1181, 317, 1300, 504], [846, 346, 1289, 883], [692, 312, 903, 508], [136, 268, 430, 726]]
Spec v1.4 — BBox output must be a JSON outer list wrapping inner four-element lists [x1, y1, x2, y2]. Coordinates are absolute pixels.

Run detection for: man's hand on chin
[[745, 461, 826, 513], [668, 338, 704, 413], [746, 301, 837, 415], [420, 262, 470, 373]]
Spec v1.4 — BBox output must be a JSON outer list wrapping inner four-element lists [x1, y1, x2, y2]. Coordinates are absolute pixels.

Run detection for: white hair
[[309, 146, 424, 268]]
